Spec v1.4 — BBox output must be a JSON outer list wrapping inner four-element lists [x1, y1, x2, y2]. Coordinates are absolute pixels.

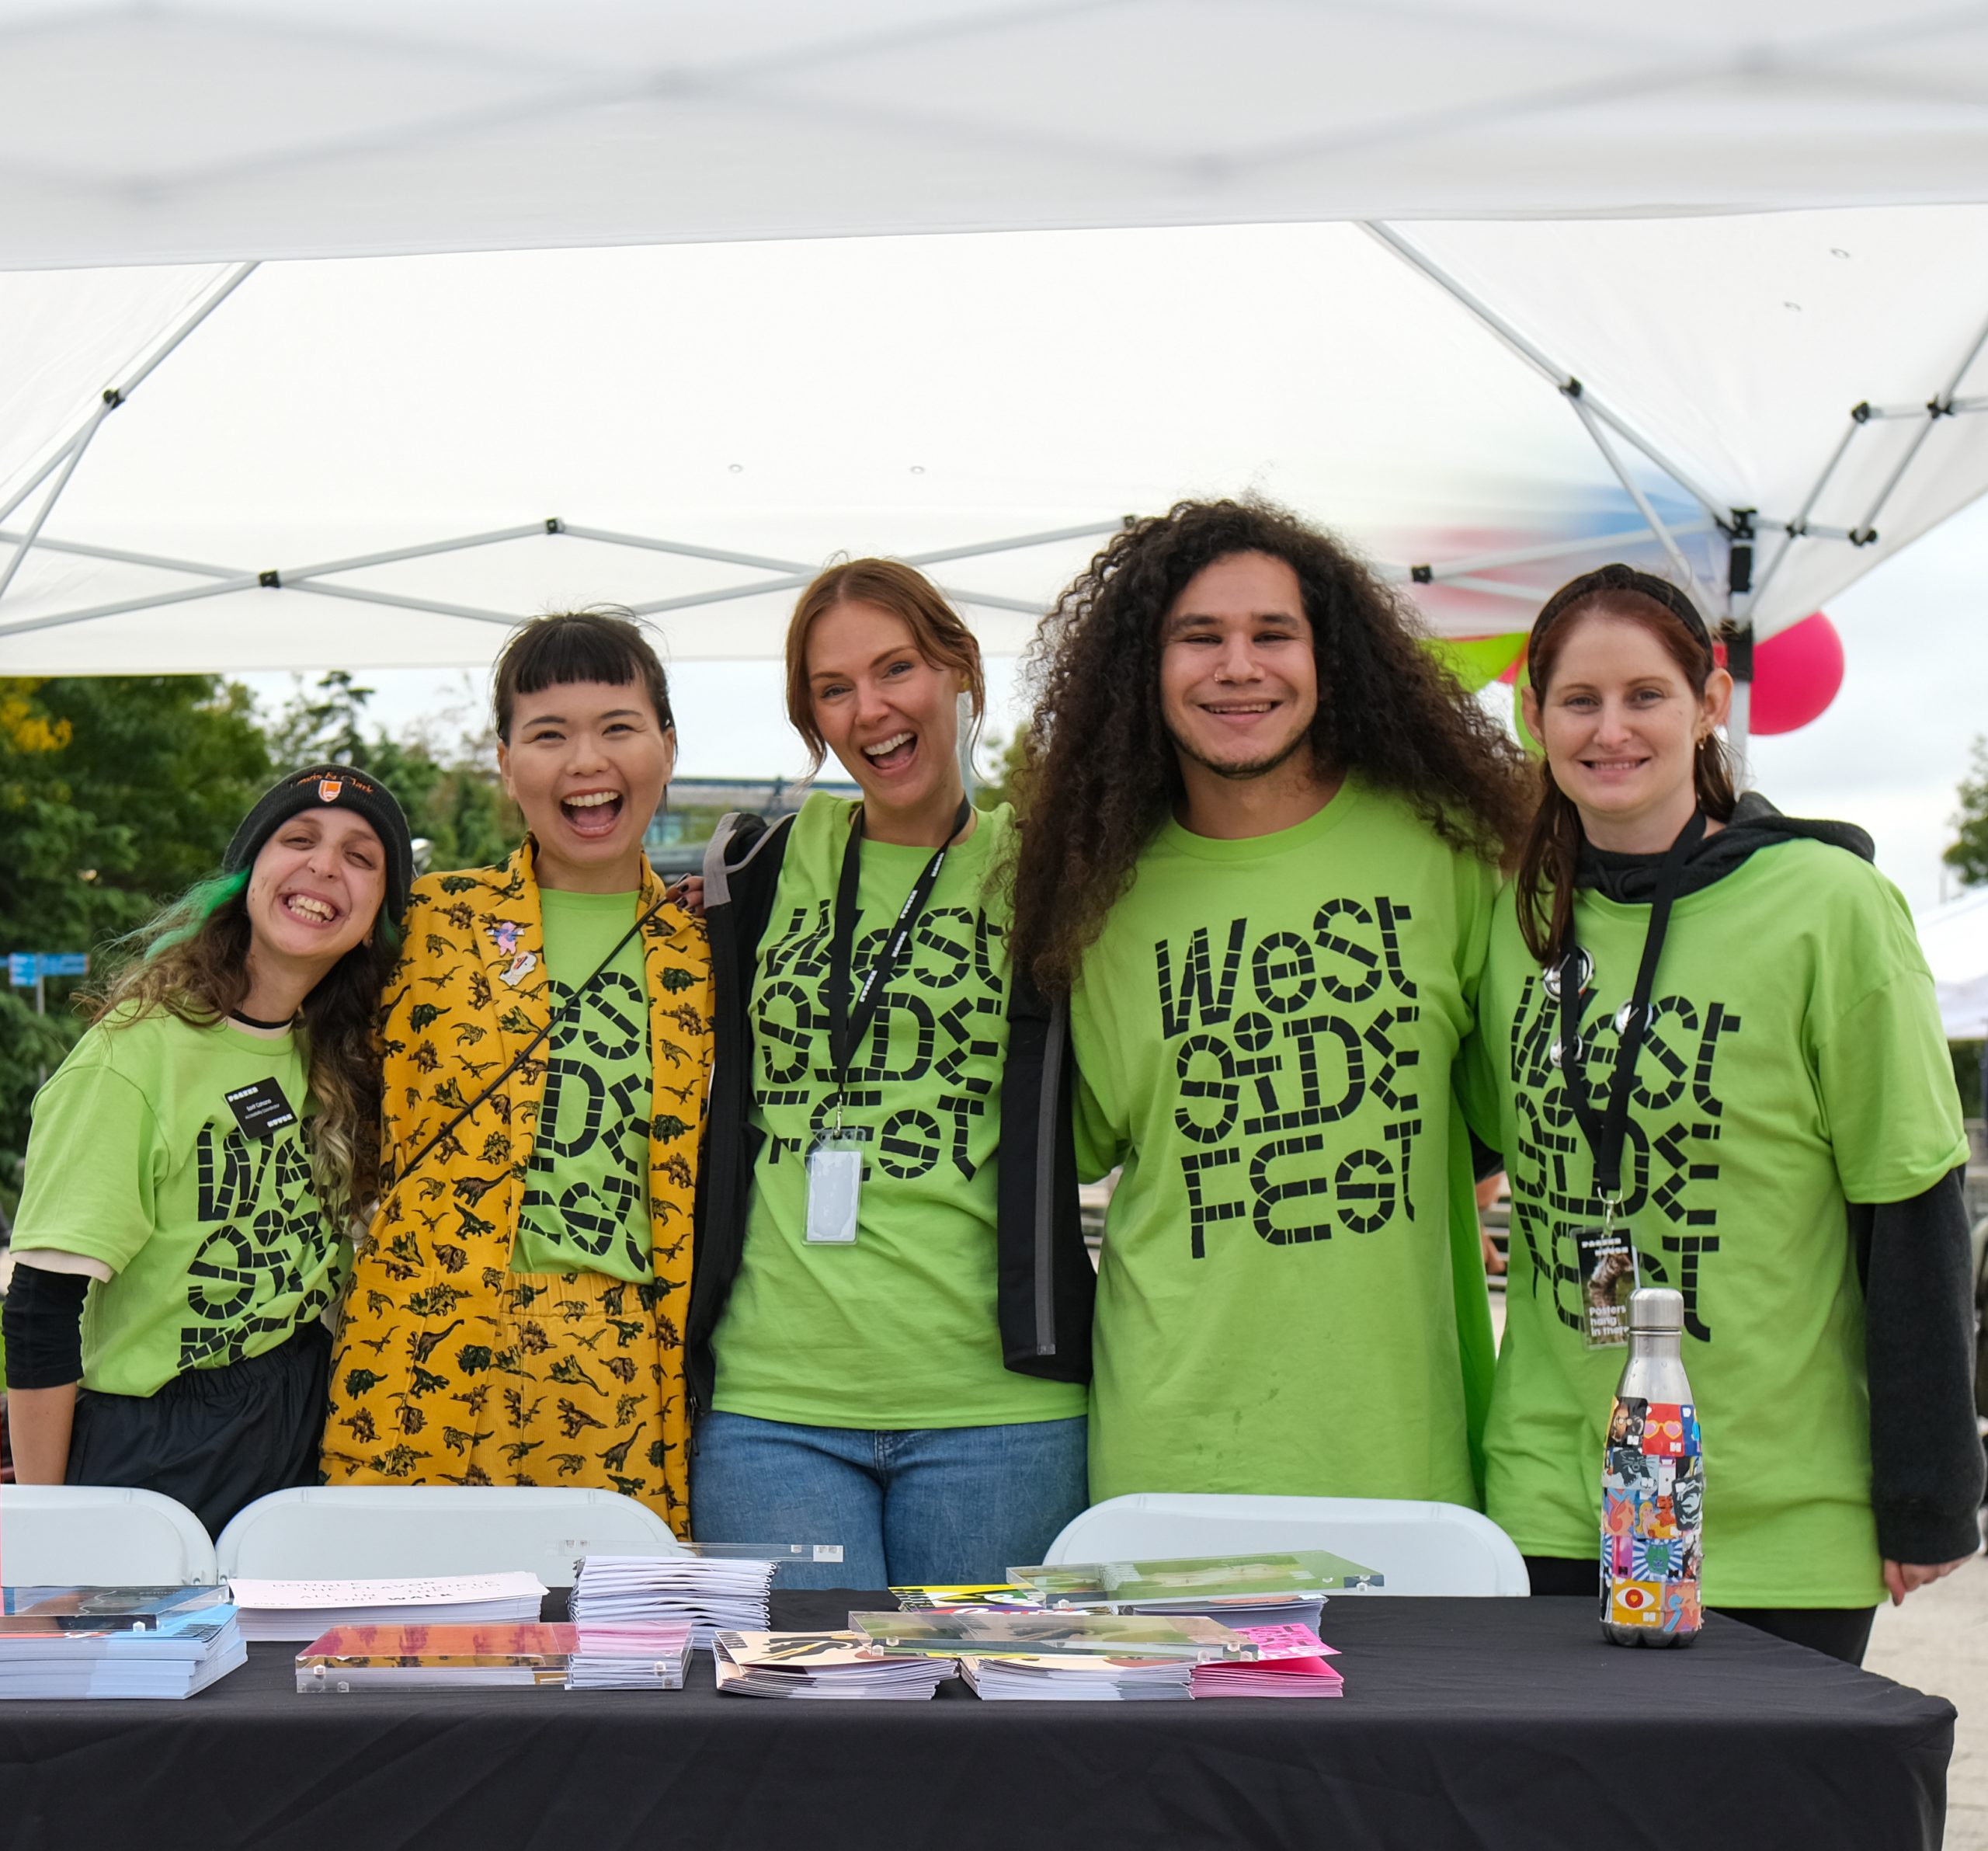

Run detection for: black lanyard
[[1555, 810, 1707, 1203], [395, 885, 674, 1193], [826, 797, 973, 1103]]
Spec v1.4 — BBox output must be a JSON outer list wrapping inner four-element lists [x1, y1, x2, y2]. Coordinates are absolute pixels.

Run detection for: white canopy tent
[[4, 1, 1988, 729], [1915, 886, 1988, 1041]]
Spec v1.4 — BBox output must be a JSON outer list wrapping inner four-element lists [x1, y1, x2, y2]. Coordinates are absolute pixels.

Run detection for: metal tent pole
[[0, 409, 115, 604], [1842, 306, 1988, 546], [1361, 221, 1731, 524], [0, 262, 258, 607], [0, 431, 85, 530], [1563, 391, 1702, 593], [0, 511, 1097, 647]]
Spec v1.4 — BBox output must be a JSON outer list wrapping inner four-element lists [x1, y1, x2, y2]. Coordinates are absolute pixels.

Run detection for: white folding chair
[[0, 1485, 219, 1586], [1043, 1492, 1529, 1595], [214, 1486, 687, 1588]]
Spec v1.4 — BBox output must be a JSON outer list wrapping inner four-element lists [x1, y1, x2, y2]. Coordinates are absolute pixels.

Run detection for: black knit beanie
[[224, 764, 415, 921]]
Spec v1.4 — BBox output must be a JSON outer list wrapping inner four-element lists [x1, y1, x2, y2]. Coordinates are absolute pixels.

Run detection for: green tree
[[1945, 736, 1988, 889], [976, 728, 1032, 816], [0, 676, 272, 1212]]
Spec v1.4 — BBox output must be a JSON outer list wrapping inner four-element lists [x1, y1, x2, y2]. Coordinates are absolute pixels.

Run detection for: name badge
[[804, 1127, 870, 1246], [1576, 1216, 1639, 1348], [224, 1077, 297, 1140]]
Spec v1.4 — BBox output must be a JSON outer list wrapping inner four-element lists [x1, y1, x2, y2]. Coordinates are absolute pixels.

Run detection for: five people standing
[[4, 510, 1975, 1658]]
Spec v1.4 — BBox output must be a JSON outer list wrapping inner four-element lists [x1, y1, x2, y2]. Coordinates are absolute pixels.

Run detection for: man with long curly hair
[[1010, 498, 1531, 1510]]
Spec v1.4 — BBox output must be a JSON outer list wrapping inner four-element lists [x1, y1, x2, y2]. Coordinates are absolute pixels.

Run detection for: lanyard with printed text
[[1554, 809, 1707, 1204], [825, 796, 974, 1115]]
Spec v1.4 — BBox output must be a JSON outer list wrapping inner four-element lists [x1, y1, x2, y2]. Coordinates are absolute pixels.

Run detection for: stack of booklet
[[1005, 1550, 1381, 1630], [712, 1630, 954, 1700], [228, 1573, 547, 1642], [571, 1554, 777, 1652], [294, 1619, 696, 1693], [961, 1653, 1194, 1701], [1189, 1623, 1344, 1699], [0, 1586, 245, 1699], [566, 1623, 695, 1690], [297, 1622, 574, 1692], [847, 1608, 1249, 1661]]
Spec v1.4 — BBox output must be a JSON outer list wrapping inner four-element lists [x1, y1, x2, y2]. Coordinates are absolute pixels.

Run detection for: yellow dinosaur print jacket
[[320, 843, 711, 1527]]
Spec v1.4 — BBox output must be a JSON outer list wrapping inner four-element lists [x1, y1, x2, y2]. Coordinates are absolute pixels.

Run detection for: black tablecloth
[[0, 1592, 1952, 1851]]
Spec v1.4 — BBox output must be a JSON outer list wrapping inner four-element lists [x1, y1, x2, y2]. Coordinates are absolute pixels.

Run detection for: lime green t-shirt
[[511, 888, 655, 1283], [1459, 839, 1968, 1608], [12, 1007, 346, 1397], [712, 795, 1086, 1429], [1071, 778, 1498, 1507]]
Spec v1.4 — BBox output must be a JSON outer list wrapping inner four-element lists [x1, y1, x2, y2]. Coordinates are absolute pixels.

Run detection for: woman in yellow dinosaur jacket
[[321, 610, 711, 1529]]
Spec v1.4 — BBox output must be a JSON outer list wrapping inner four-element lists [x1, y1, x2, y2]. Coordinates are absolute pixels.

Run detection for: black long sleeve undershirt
[[2, 1263, 89, 1390], [1852, 1165, 1985, 1566]]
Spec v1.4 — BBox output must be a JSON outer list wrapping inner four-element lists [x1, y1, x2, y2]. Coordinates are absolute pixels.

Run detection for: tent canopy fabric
[[3, 5, 1988, 674], [7, 3, 1988, 270], [1913, 885, 1988, 1041], [2, 211, 1986, 673]]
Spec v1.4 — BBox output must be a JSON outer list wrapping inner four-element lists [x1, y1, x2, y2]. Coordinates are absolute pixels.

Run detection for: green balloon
[[1423, 631, 1526, 694]]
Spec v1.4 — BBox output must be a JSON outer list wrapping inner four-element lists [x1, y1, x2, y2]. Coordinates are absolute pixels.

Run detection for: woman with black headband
[[3, 766, 412, 1536], [1461, 564, 1979, 1663]]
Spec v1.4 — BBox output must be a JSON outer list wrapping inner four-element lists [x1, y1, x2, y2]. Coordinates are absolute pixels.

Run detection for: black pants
[[1523, 1554, 1878, 1665], [67, 1321, 332, 1541]]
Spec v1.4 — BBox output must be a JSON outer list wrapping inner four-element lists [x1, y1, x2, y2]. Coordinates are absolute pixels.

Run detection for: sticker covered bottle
[[1600, 1286, 1703, 1647]]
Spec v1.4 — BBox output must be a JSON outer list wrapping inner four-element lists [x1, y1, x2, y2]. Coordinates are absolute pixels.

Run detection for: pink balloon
[[1750, 611, 1844, 735]]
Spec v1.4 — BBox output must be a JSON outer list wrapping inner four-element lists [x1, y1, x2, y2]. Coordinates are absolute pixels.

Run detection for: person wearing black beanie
[[2, 764, 409, 1537], [224, 764, 415, 922]]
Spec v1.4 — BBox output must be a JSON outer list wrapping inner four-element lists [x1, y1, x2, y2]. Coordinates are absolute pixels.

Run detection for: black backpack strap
[[686, 807, 797, 1412], [996, 963, 1095, 1383]]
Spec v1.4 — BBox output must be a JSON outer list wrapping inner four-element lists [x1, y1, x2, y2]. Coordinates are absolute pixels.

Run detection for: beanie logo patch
[[318, 778, 344, 803]]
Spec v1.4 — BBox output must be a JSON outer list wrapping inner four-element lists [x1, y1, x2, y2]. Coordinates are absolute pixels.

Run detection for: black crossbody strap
[[390, 885, 676, 1198], [825, 797, 972, 1098]]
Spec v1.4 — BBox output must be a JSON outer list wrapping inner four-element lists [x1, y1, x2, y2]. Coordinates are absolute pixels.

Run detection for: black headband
[[1528, 564, 1714, 679]]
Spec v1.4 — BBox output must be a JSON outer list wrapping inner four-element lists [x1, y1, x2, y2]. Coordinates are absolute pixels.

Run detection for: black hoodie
[[1577, 795, 1983, 1572]]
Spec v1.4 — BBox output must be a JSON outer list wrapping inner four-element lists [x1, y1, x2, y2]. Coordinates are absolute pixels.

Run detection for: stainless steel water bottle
[[1600, 1287, 1704, 1647]]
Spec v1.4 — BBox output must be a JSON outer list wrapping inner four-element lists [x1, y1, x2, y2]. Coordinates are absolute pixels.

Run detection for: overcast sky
[[242, 483, 1988, 917]]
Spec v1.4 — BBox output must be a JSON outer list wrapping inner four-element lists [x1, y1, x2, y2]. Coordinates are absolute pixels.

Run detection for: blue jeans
[[690, 1411, 1090, 1589]]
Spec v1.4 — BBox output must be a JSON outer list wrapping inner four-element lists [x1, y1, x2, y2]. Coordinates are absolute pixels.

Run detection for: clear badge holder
[[805, 1124, 869, 1244]]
